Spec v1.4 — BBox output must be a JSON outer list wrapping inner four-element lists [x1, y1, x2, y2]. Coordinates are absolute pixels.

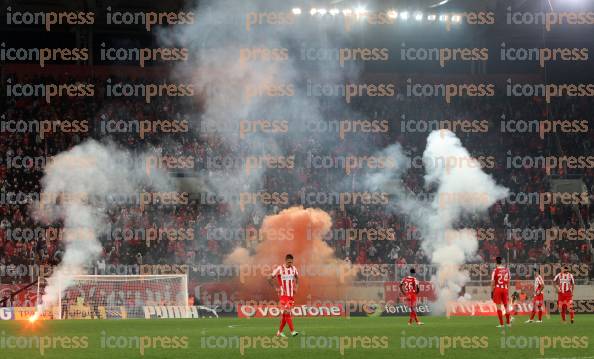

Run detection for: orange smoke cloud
[[225, 206, 355, 303]]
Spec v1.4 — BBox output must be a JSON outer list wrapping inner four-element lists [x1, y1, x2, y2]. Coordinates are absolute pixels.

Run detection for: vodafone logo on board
[[237, 304, 344, 318]]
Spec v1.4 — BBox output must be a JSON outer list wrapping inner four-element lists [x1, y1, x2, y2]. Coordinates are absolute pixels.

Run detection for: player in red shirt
[[491, 256, 511, 327], [400, 268, 424, 326], [526, 267, 544, 323], [553, 265, 575, 324], [268, 254, 299, 337]]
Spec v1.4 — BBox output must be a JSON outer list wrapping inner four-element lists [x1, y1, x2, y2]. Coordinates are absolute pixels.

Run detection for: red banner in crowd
[[0, 285, 37, 306]]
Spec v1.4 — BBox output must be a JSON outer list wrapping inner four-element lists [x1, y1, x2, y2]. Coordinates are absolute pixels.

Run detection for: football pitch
[[1, 316, 593, 359]]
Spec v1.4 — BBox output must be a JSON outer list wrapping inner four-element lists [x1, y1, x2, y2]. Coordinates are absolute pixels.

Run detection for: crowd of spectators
[[1, 70, 593, 287]]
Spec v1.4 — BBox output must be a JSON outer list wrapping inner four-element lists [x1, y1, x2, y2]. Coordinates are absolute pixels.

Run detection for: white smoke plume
[[32, 140, 172, 315], [159, 0, 362, 222], [367, 130, 508, 312]]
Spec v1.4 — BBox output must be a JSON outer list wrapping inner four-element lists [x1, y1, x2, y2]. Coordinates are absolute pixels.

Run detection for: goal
[[37, 274, 188, 319]]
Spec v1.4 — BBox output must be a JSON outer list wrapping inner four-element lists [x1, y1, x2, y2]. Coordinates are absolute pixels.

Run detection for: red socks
[[279, 313, 294, 333], [530, 305, 543, 321], [279, 313, 287, 332], [286, 313, 294, 332], [409, 311, 418, 324], [496, 309, 503, 325], [561, 305, 567, 321]]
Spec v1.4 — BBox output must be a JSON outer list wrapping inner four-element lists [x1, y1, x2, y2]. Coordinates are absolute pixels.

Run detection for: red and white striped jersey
[[272, 265, 299, 297], [491, 266, 510, 289], [553, 272, 574, 294], [534, 274, 544, 294], [400, 276, 419, 294]]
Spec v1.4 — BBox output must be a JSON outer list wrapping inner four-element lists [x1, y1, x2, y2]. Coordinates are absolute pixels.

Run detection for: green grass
[[1, 315, 593, 358]]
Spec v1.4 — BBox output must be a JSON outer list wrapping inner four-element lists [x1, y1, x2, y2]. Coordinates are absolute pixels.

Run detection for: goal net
[[37, 275, 188, 319]]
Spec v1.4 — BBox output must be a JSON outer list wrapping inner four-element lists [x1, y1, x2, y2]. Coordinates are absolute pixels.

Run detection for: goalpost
[[37, 274, 189, 320]]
